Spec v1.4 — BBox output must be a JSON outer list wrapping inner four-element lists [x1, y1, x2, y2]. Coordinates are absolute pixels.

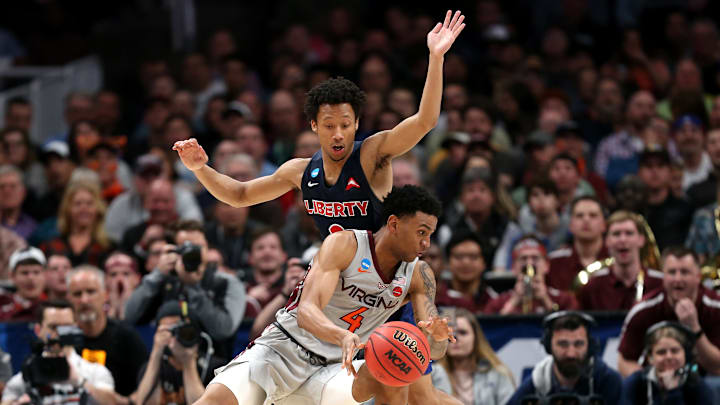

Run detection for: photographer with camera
[[135, 301, 223, 405], [124, 220, 246, 357], [1, 301, 115, 405]]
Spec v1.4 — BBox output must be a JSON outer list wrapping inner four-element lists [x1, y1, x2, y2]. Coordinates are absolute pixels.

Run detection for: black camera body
[[174, 241, 202, 273], [169, 320, 200, 347], [23, 326, 85, 387]]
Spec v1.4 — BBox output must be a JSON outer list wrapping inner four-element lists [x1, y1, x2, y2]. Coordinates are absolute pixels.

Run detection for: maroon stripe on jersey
[[368, 231, 393, 284]]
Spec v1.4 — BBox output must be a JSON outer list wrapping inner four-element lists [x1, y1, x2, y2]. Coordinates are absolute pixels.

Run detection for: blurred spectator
[[621, 321, 714, 404], [0, 227, 26, 283], [594, 90, 655, 190], [1, 128, 46, 197], [293, 130, 320, 159], [424, 240, 446, 280], [249, 257, 306, 340], [392, 156, 421, 187], [94, 90, 124, 137], [135, 300, 224, 405], [59, 92, 95, 140], [280, 192, 321, 259], [436, 232, 495, 314], [33, 141, 76, 223], [637, 148, 693, 250], [686, 180, 720, 264], [105, 154, 202, 243], [554, 121, 610, 204], [143, 237, 167, 274], [673, 115, 712, 191], [3, 96, 32, 134], [206, 247, 232, 275], [125, 220, 246, 347], [84, 143, 131, 202], [267, 90, 302, 165], [40, 181, 111, 267], [0, 165, 36, 239], [437, 167, 513, 269], [0, 247, 46, 321], [618, 246, 720, 377], [205, 188, 262, 270], [507, 312, 622, 405], [657, 58, 714, 121], [437, 307, 515, 405], [45, 254, 71, 301], [220, 101, 249, 141], [181, 52, 225, 119], [163, 115, 202, 188], [1, 300, 115, 405], [221, 53, 249, 99], [516, 130, 556, 192], [547, 196, 608, 291], [103, 252, 140, 320], [198, 94, 227, 143], [120, 178, 179, 257], [210, 140, 240, 171], [578, 77, 624, 150], [170, 90, 195, 121], [434, 132, 470, 203], [485, 236, 578, 314], [129, 97, 171, 160], [500, 178, 569, 270], [67, 266, 147, 398], [233, 124, 277, 177], [67, 120, 102, 164], [687, 128, 720, 208], [547, 153, 595, 215], [578, 211, 663, 311], [241, 228, 287, 318]]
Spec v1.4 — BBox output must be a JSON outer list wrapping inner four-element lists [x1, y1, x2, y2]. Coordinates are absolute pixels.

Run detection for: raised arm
[[173, 138, 306, 207], [295, 231, 364, 375], [409, 260, 455, 359], [362, 10, 465, 160]]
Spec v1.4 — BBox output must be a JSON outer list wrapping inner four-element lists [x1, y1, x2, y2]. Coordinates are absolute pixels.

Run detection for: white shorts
[[210, 327, 363, 405]]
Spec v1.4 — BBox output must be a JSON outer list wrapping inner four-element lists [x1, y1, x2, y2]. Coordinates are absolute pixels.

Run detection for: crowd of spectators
[[0, 0, 718, 404]]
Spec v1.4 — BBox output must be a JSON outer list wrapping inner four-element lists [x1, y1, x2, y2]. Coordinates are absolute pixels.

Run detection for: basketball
[[365, 321, 430, 387]]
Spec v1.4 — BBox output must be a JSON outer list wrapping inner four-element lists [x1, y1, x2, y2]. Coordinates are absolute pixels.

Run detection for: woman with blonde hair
[[437, 307, 515, 405], [40, 180, 112, 267]]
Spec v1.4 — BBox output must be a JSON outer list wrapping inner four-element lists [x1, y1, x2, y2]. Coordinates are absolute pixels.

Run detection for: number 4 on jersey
[[340, 307, 368, 332]]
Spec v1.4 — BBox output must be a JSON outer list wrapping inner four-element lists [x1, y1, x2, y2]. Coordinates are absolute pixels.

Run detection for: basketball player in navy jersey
[[174, 10, 465, 405]]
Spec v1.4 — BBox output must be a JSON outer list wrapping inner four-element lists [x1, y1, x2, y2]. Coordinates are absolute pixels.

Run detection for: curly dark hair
[[381, 185, 442, 224], [304, 77, 366, 122]]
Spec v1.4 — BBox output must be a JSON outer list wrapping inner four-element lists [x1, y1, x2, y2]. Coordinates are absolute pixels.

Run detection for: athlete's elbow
[[296, 303, 311, 331]]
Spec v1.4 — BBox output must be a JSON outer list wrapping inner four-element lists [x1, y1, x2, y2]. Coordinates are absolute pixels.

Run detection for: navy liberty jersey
[[301, 141, 384, 237]]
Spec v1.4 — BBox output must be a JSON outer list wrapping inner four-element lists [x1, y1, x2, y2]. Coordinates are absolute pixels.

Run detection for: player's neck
[[320, 143, 354, 184], [372, 229, 402, 279]]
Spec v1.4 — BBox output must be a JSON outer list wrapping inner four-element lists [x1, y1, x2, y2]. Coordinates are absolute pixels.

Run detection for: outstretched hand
[[418, 316, 456, 343], [341, 332, 365, 377], [172, 138, 208, 171], [427, 10, 466, 57]]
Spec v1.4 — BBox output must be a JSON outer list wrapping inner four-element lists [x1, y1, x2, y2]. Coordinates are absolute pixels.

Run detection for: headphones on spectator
[[643, 321, 697, 365], [541, 311, 598, 356]]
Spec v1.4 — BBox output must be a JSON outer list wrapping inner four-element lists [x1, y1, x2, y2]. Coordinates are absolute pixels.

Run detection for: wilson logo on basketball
[[392, 286, 403, 297], [383, 349, 411, 375], [393, 331, 427, 365]]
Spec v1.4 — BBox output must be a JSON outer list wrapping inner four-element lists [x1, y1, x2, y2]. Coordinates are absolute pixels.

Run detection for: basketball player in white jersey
[[194, 186, 454, 405]]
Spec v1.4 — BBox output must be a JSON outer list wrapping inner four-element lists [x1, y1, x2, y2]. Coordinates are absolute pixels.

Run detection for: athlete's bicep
[[299, 231, 358, 311], [409, 261, 439, 323], [236, 158, 307, 206]]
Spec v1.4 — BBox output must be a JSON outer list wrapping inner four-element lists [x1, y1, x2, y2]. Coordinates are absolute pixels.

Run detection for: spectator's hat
[[40, 141, 70, 162], [441, 131, 470, 149], [523, 130, 554, 152], [672, 114, 703, 132], [9, 246, 46, 271], [134, 154, 164, 178], [639, 146, 671, 167], [223, 100, 252, 120], [155, 300, 185, 322], [555, 120, 582, 138]]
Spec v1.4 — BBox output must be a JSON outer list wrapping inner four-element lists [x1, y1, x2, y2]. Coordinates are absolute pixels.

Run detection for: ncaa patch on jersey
[[361, 258, 371, 270], [311, 168, 320, 178]]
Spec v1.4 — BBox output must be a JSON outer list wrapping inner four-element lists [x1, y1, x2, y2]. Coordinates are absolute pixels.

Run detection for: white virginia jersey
[[274, 229, 417, 363]]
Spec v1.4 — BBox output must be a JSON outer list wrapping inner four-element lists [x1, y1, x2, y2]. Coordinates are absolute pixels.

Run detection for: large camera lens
[[177, 241, 202, 272], [172, 321, 200, 347]]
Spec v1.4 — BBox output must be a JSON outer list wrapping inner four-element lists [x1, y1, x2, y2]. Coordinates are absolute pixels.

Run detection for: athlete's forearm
[[297, 301, 352, 347], [414, 54, 444, 130], [193, 165, 248, 207]]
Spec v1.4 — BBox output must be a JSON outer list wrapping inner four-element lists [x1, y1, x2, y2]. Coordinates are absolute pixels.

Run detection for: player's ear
[[387, 215, 399, 233], [311, 120, 318, 133], [355, 119, 359, 131]]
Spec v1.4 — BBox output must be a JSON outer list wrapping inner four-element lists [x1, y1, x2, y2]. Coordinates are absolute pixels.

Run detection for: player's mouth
[[331, 145, 345, 155]]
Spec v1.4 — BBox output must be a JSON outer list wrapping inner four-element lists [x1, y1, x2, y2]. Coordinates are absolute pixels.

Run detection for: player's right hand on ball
[[341, 332, 364, 377], [173, 138, 208, 171]]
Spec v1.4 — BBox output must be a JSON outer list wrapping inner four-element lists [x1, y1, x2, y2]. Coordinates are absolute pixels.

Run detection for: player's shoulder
[[277, 157, 312, 176], [323, 229, 360, 250]]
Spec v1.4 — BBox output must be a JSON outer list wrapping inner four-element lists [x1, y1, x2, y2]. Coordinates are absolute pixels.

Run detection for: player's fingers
[[454, 23, 466, 38], [430, 22, 442, 34], [357, 342, 366, 350], [449, 10, 461, 28], [442, 10, 451, 29]]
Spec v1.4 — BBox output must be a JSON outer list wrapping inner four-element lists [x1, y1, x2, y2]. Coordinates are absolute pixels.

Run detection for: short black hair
[[249, 227, 284, 251], [304, 77, 366, 123], [550, 152, 579, 171], [445, 231, 484, 259], [527, 176, 559, 198], [381, 185, 442, 224], [6, 96, 29, 112], [550, 314, 590, 339], [570, 195, 605, 216], [36, 300, 74, 324], [661, 245, 700, 266]]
